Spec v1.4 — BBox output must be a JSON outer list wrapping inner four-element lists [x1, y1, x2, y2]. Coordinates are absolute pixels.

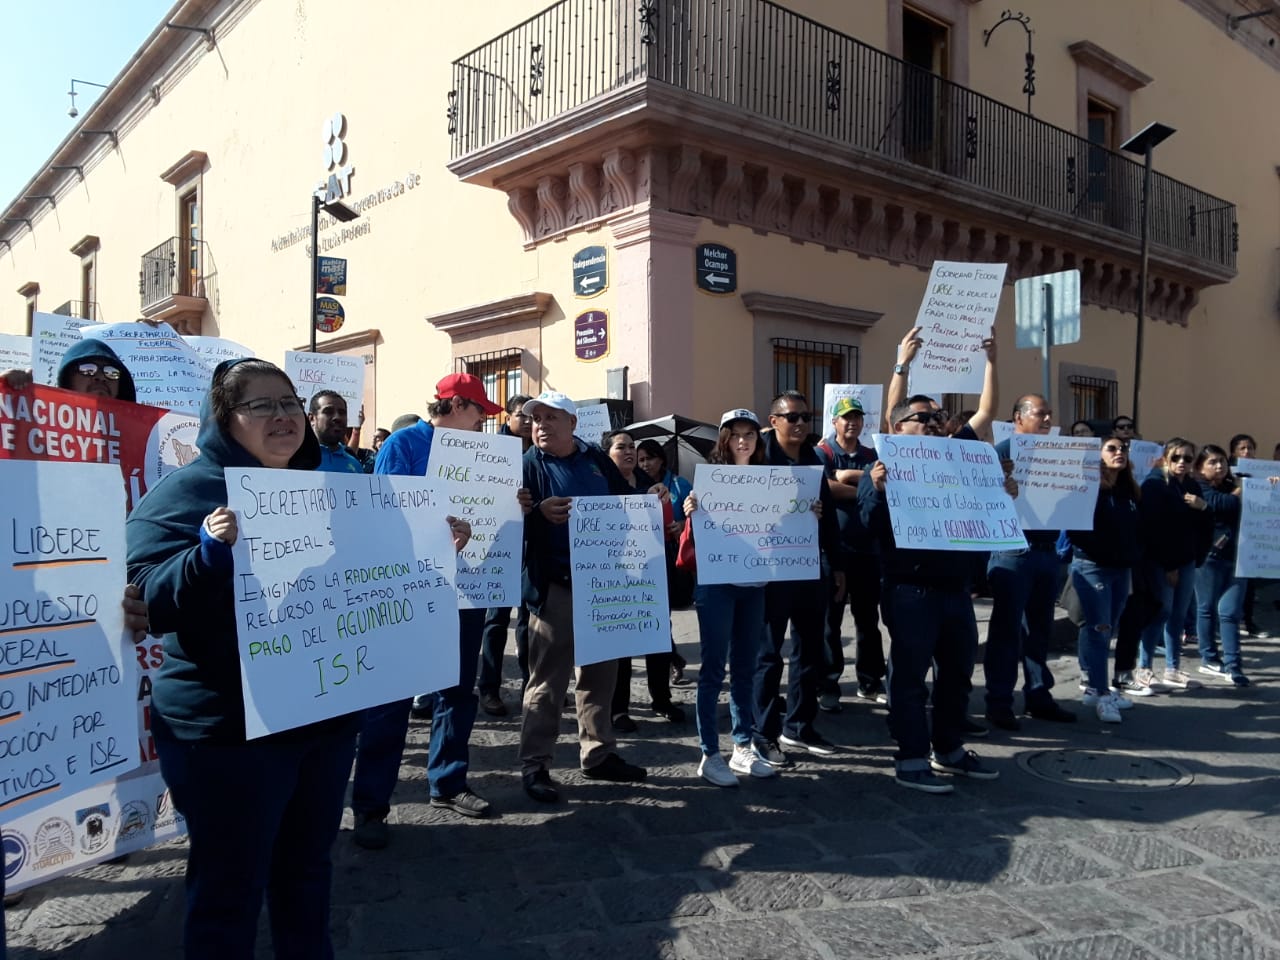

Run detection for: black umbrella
[[624, 413, 719, 482]]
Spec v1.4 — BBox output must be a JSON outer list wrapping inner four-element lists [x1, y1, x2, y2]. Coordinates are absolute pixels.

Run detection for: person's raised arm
[[964, 327, 999, 439], [883, 326, 923, 432]]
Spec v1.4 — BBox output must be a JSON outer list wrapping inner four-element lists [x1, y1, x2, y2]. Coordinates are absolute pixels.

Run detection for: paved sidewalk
[[13, 597, 1280, 960]]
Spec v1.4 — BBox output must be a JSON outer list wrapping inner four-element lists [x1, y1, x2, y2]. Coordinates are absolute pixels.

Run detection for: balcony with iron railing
[[448, 0, 1237, 321], [139, 236, 213, 335]]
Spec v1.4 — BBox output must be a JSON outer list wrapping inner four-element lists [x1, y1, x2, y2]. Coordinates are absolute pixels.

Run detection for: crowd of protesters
[[3, 323, 1275, 960]]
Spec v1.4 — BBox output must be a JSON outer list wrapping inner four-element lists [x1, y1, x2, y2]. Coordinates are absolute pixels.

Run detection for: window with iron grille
[[1069, 374, 1117, 423], [456, 349, 524, 433], [772, 338, 858, 404]]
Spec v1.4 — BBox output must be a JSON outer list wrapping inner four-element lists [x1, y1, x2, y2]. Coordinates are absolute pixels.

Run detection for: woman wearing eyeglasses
[[124, 359, 435, 959], [1136, 439, 1209, 689], [1193, 445, 1252, 686], [1067, 434, 1143, 722]]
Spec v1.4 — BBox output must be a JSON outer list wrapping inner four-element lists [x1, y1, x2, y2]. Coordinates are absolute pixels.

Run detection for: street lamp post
[[308, 191, 358, 352], [1118, 121, 1175, 429]]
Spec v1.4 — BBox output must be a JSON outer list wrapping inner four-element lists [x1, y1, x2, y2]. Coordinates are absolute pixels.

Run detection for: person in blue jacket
[[1193, 444, 1252, 686], [126, 358, 355, 960]]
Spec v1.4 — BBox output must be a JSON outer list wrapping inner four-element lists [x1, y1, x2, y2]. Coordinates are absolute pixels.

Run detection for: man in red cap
[[349, 373, 528, 848]]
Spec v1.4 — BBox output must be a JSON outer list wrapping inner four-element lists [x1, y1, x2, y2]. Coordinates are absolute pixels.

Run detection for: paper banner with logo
[[872, 433, 1026, 551], [426, 428, 524, 609], [0, 419, 190, 893], [226, 469, 460, 738], [0, 333, 32, 371], [574, 403, 611, 446], [690, 464, 823, 584], [31, 313, 94, 387], [568, 495, 671, 666], [183, 336, 255, 370], [1236, 478, 1280, 578], [908, 262, 1007, 395], [80, 321, 214, 417], [821, 384, 882, 447], [0, 460, 136, 823], [1008, 434, 1101, 530], [284, 350, 365, 410]]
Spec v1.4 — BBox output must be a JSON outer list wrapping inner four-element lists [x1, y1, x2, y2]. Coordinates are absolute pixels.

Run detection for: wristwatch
[[893, 363, 909, 376]]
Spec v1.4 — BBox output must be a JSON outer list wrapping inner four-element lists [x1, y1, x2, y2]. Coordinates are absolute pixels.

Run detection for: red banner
[[0, 383, 200, 510]]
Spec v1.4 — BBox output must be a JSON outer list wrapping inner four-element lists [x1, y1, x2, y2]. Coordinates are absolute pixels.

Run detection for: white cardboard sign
[[426, 428, 524, 608], [0, 333, 32, 371], [226, 468, 460, 738], [82, 321, 212, 416], [0, 461, 137, 819], [284, 351, 365, 410], [183, 336, 255, 370], [574, 403, 611, 446], [31, 313, 94, 387], [690, 464, 823, 584], [1232, 458, 1280, 481], [568, 495, 670, 666], [1127, 440, 1163, 475], [1236, 478, 1280, 578], [872, 433, 1026, 551], [909, 261, 1007, 395], [821, 383, 882, 447], [1009, 435, 1101, 531]]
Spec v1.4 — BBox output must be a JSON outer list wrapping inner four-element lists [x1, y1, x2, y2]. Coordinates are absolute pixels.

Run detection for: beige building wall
[[0, 0, 1276, 447]]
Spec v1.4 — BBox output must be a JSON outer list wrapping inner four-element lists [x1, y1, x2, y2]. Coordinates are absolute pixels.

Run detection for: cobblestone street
[[15, 598, 1280, 960]]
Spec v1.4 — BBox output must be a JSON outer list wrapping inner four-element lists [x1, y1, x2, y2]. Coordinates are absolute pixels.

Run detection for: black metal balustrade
[[450, 0, 1236, 270], [139, 236, 207, 310]]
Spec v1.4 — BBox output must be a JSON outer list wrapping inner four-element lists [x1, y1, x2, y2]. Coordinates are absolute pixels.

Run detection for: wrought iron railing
[[139, 236, 208, 310], [450, 0, 1236, 270], [52, 300, 100, 321]]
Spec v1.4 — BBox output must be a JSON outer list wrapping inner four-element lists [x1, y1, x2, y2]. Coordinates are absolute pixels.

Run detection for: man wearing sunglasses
[[750, 391, 846, 765], [3, 338, 139, 403], [859, 397, 1006, 793], [984, 395, 1076, 731]]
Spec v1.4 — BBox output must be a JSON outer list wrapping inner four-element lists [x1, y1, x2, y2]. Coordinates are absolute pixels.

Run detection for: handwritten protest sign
[[226, 469, 460, 738], [1127, 440, 1163, 475], [873, 433, 1026, 551], [574, 402, 611, 446], [427, 428, 524, 608], [82, 321, 212, 416], [1232, 458, 1280, 481], [568, 495, 670, 665], [690, 464, 823, 584], [31, 313, 93, 386], [909, 261, 1007, 395], [0, 333, 31, 370], [822, 383, 882, 447], [1236, 478, 1280, 578], [0, 461, 137, 820], [183, 336, 255, 370], [1009, 434, 1101, 530], [0, 384, 198, 510], [284, 350, 365, 410]]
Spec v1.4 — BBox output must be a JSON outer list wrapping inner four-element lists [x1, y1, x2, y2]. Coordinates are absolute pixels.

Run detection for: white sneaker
[[1096, 693, 1123, 723], [1085, 688, 1134, 709], [698, 752, 739, 787], [729, 743, 778, 778], [1163, 668, 1201, 689]]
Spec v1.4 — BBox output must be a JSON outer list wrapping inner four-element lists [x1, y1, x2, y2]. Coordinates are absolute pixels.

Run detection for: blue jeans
[[478, 603, 530, 695], [694, 583, 765, 756], [985, 548, 1060, 712], [1196, 559, 1245, 673], [881, 580, 977, 769], [155, 725, 357, 960], [1071, 560, 1130, 693], [351, 607, 485, 809], [1139, 561, 1195, 670], [754, 578, 826, 743]]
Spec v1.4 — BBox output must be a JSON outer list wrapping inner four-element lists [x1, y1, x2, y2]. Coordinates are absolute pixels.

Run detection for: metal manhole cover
[[1018, 749, 1193, 792]]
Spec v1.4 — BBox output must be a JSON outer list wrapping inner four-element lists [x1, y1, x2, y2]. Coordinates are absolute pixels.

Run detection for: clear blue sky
[[1, 1, 174, 208]]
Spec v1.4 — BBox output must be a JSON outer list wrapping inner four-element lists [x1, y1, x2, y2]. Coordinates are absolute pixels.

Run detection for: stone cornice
[[70, 235, 100, 257], [741, 292, 883, 330], [1068, 41, 1153, 90], [293, 328, 382, 354], [159, 150, 209, 186], [16, 281, 39, 298], [426, 292, 553, 336]]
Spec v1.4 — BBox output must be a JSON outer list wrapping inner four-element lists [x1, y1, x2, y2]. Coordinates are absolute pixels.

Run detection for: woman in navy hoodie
[[1194, 445, 1251, 686], [126, 359, 355, 960]]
